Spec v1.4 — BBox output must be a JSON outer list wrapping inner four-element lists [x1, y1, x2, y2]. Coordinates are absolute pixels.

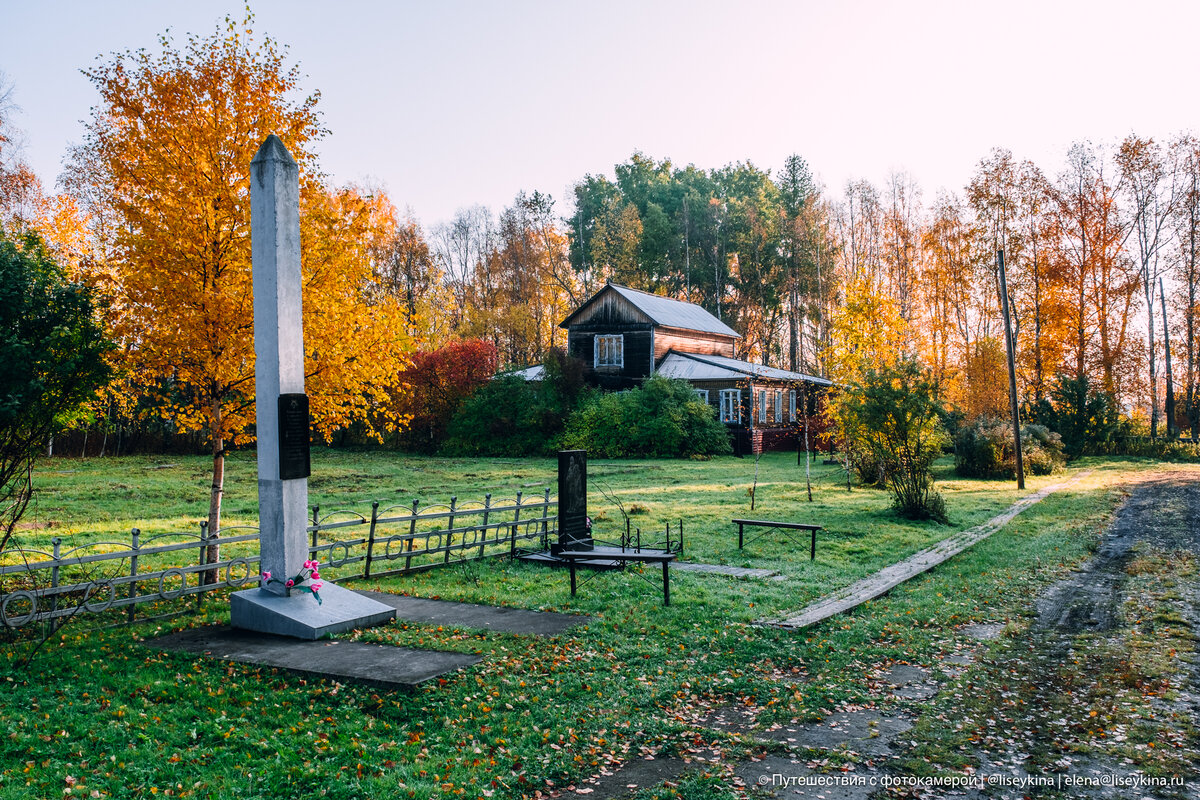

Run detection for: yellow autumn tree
[[823, 275, 911, 473], [67, 13, 413, 564]]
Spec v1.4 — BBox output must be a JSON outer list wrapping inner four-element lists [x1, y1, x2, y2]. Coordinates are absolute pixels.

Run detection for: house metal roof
[[501, 364, 544, 381], [656, 351, 832, 385], [561, 282, 741, 339]]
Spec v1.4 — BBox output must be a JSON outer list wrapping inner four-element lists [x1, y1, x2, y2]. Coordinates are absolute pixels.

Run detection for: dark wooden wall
[[653, 328, 736, 360], [567, 325, 654, 389]]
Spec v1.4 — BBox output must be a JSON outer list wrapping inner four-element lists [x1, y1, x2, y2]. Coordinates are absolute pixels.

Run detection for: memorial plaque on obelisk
[[230, 134, 393, 639], [277, 393, 311, 481]]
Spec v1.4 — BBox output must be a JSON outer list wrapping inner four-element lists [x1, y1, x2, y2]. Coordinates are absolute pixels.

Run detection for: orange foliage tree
[[67, 13, 413, 565]]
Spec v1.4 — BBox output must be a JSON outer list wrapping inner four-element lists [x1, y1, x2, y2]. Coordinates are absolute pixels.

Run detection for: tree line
[[380, 137, 1200, 441]]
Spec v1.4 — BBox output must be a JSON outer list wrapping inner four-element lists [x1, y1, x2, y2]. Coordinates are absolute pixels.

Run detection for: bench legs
[[566, 559, 672, 606], [736, 524, 819, 560]]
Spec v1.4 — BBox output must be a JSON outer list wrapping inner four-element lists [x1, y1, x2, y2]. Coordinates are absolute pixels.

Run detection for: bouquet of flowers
[[260, 559, 323, 604]]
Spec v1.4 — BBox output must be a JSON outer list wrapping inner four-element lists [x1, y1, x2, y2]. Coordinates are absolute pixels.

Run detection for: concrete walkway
[[153, 593, 589, 689], [156, 626, 480, 690], [765, 471, 1092, 630], [358, 591, 590, 636]]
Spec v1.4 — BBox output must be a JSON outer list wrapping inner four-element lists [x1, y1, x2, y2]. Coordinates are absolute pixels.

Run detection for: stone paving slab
[[736, 755, 882, 799], [674, 562, 779, 579], [766, 472, 1091, 629], [757, 710, 912, 758], [155, 626, 480, 690], [357, 591, 589, 636], [563, 749, 719, 799]]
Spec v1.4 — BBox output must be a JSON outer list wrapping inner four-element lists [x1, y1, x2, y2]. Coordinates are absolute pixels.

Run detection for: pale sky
[[2, 0, 1198, 228]]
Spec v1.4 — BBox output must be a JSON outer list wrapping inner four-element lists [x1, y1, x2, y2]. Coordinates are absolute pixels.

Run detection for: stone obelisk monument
[[230, 134, 393, 639]]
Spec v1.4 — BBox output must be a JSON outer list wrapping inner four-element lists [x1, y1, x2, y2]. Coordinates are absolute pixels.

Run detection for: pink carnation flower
[[261, 571, 271, 581], [310, 571, 320, 580], [285, 578, 294, 587], [310, 581, 323, 592]]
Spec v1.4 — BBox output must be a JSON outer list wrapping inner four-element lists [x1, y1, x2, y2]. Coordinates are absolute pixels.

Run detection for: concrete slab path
[[155, 626, 480, 690], [357, 591, 589, 636], [765, 471, 1091, 630]]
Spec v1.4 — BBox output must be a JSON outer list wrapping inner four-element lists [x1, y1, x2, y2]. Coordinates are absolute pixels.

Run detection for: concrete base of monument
[[230, 582, 396, 639]]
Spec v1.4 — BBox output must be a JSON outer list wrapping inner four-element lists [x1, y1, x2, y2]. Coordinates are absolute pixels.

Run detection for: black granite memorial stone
[[278, 393, 311, 480], [554, 449, 592, 554]]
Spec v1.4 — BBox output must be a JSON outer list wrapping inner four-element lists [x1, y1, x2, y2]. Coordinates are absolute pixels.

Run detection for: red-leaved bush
[[396, 339, 499, 452]]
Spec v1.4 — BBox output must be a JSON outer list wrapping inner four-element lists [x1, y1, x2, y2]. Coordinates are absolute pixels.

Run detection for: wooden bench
[[732, 518, 824, 560], [558, 546, 678, 606]]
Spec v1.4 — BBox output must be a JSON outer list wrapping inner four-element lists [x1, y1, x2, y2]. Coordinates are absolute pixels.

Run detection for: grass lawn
[[0, 450, 1188, 799]]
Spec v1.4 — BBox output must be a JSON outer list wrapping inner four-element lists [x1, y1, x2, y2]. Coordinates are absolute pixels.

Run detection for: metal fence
[[0, 490, 556, 629]]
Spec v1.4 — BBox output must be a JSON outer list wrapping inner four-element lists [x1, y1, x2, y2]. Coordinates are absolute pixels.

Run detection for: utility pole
[[1161, 276, 1176, 439], [997, 249, 1025, 489]]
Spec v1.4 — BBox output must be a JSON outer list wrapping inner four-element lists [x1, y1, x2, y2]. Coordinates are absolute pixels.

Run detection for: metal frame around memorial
[[0, 491, 556, 629]]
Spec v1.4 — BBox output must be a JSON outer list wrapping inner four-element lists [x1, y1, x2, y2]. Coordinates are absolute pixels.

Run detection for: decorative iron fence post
[[542, 488, 551, 549], [445, 497, 457, 563], [511, 491, 523, 557], [405, 499, 419, 572], [480, 494, 491, 559], [364, 501, 379, 580], [128, 528, 140, 624], [196, 521, 207, 610], [50, 538, 61, 630], [311, 505, 320, 554]]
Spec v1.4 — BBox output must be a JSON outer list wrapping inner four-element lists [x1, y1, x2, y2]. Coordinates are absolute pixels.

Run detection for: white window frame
[[789, 389, 797, 423], [774, 390, 783, 424], [758, 390, 767, 424], [695, 389, 709, 403], [720, 389, 741, 423], [594, 334, 623, 368]]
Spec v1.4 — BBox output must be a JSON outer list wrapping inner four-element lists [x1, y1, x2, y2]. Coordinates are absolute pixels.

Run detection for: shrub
[[441, 376, 549, 456], [839, 359, 949, 521], [441, 348, 593, 457], [1022, 424, 1067, 474], [851, 450, 887, 487], [560, 377, 732, 459], [955, 418, 1066, 478]]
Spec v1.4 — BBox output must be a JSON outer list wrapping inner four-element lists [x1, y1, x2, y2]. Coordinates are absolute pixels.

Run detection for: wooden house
[[557, 282, 832, 454]]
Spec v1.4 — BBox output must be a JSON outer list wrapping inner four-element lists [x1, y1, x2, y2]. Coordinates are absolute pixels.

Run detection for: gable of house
[[562, 282, 739, 387]]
